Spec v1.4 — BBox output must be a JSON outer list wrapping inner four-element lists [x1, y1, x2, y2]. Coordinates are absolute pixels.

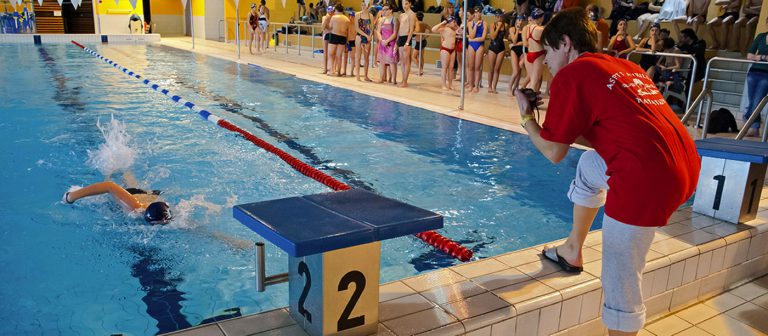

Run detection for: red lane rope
[[71, 40, 474, 262]]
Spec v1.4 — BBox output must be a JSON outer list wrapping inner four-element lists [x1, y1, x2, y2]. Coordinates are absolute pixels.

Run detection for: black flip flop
[[542, 247, 583, 274]]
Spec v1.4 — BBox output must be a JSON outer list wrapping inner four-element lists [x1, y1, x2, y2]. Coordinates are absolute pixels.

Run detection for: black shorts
[[324, 33, 330, 41], [329, 33, 347, 45], [397, 35, 408, 47], [719, 11, 739, 20], [347, 40, 356, 48], [413, 40, 426, 50]]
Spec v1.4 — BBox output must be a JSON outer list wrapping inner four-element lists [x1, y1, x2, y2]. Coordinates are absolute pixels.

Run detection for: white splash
[[86, 116, 137, 177]]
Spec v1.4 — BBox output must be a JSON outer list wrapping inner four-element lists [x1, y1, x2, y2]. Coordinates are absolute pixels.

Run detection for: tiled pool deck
[[150, 38, 768, 335], [163, 189, 768, 336]]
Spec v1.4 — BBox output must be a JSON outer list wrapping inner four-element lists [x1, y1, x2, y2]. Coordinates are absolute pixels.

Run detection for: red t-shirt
[[540, 53, 700, 227]]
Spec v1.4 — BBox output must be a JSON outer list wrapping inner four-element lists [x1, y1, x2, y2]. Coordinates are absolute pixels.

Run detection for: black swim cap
[[144, 202, 172, 224]]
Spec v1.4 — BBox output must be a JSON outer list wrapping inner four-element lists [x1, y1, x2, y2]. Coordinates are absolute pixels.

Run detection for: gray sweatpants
[[568, 150, 656, 332]]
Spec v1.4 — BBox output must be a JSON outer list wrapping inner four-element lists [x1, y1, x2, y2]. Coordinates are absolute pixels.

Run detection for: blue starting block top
[[233, 189, 443, 257], [696, 138, 768, 164]]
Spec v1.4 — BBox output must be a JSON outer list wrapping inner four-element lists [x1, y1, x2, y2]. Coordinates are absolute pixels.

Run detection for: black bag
[[703, 108, 739, 134]]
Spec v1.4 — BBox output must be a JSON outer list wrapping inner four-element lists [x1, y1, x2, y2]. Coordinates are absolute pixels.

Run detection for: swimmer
[[63, 172, 172, 225]]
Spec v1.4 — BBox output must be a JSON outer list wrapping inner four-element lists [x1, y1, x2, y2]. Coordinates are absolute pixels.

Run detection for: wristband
[[521, 114, 536, 127]]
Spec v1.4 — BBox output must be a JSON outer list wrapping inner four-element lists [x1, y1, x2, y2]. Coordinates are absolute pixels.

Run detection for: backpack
[[704, 108, 738, 134]]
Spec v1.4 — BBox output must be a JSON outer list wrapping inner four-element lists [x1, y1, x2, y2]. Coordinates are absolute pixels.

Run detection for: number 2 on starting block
[[289, 241, 380, 336]]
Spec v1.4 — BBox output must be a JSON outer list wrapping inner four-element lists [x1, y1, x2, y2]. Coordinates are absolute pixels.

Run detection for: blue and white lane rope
[[69, 40, 474, 261]]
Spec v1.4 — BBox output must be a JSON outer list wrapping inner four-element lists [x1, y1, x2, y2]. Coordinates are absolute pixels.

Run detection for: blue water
[[0, 43, 584, 335]]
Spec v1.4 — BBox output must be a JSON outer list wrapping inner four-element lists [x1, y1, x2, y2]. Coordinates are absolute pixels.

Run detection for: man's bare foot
[[472, 87, 479, 93], [364, 77, 373, 82], [398, 82, 408, 88]]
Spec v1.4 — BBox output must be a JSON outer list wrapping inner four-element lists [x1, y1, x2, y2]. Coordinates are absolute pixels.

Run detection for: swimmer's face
[[650, 26, 659, 36]]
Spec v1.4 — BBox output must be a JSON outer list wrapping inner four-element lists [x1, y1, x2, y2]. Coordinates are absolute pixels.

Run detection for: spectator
[[514, 8, 699, 335], [607, 18, 636, 59], [673, 24, 706, 82], [742, 16, 768, 136]]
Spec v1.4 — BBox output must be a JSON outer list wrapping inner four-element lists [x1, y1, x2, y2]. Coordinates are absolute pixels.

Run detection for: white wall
[[205, 0, 225, 41], [98, 14, 135, 34], [153, 14, 184, 35]]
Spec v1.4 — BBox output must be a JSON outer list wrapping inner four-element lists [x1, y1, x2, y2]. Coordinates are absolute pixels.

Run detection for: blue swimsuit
[[468, 21, 484, 51]]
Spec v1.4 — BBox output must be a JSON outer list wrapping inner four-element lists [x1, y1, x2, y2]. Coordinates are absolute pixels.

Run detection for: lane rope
[[70, 40, 473, 262]]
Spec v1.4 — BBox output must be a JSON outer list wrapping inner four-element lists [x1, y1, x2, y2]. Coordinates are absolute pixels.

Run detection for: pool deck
[[150, 37, 768, 335]]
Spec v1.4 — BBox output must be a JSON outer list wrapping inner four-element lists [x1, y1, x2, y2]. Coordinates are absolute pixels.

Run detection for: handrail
[[680, 79, 713, 126], [699, 57, 768, 140], [626, 50, 697, 113], [736, 95, 768, 142]]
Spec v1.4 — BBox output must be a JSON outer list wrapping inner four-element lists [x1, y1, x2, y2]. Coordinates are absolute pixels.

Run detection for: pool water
[[0, 43, 585, 335]]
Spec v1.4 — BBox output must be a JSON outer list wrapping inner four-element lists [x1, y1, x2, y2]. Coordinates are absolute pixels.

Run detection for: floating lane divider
[[70, 40, 473, 262]]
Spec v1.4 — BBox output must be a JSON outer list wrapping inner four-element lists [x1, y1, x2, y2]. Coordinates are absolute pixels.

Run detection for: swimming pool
[[0, 43, 584, 335]]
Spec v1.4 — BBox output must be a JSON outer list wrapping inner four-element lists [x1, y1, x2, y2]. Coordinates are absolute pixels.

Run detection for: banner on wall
[[73, 0, 82, 10], [115, 0, 120, 5], [128, 0, 138, 10], [281, 0, 286, 8], [56, 0, 63, 6], [38, 0, 43, 6], [181, 0, 188, 10]]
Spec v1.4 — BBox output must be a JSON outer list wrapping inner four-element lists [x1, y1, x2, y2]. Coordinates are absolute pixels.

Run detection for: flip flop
[[542, 247, 583, 274]]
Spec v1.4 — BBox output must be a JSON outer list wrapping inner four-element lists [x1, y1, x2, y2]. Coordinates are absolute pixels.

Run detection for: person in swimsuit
[[507, 14, 525, 95], [634, 0, 664, 40], [486, 9, 507, 94], [328, 3, 351, 77], [63, 172, 172, 225], [342, 11, 357, 77], [397, 0, 416, 87], [321, 6, 335, 74], [607, 19, 636, 59], [433, 16, 459, 90], [377, 4, 399, 84], [683, 0, 709, 37], [466, 7, 487, 93], [355, 1, 375, 82], [520, 8, 546, 93], [707, 0, 742, 49], [411, 12, 430, 76], [248, 4, 261, 55], [258, 1, 270, 52]]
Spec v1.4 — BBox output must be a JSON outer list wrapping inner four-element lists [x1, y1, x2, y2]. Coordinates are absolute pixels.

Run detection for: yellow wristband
[[521, 114, 536, 127]]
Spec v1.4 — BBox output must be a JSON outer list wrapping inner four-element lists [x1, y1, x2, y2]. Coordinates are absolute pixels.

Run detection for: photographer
[[514, 8, 700, 335]]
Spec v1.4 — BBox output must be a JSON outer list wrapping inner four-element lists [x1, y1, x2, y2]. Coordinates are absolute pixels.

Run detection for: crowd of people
[[299, 0, 756, 107], [246, 0, 768, 139]]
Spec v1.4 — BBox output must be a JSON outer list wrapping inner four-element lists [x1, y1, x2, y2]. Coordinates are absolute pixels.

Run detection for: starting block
[[693, 138, 768, 223], [234, 189, 443, 336]]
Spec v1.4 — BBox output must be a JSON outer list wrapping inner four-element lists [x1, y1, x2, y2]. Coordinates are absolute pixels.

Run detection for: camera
[[519, 88, 538, 104]]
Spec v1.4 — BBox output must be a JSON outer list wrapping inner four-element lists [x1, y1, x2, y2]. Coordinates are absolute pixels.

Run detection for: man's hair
[[541, 7, 598, 53], [680, 28, 698, 41], [260, 0, 266, 4], [335, 3, 344, 11], [662, 37, 676, 50], [416, 11, 424, 20], [659, 28, 670, 36]]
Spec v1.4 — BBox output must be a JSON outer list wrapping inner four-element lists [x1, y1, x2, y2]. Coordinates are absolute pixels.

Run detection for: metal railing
[[626, 50, 697, 113], [693, 57, 768, 141], [218, 19, 225, 42]]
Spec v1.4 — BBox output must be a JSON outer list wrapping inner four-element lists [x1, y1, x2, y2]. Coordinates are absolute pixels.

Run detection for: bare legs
[[708, 15, 736, 50], [439, 50, 456, 90], [399, 43, 412, 87], [355, 39, 372, 81], [323, 39, 330, 74], [507, 53, 521, 95], [543, 204, 599, 267], [466, 46, 483, 92], [486, 50, 504, 93]]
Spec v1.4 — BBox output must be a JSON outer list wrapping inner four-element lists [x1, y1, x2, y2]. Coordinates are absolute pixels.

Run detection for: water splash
[[86, 116, 137, 177]]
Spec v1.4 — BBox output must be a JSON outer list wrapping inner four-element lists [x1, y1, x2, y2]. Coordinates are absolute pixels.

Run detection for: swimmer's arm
[[66, 181, 144, 210], [431, 21, 445, 33]]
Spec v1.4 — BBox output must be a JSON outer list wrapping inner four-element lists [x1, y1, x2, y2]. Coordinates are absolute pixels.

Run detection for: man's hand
[[514, 88, 543, 118]]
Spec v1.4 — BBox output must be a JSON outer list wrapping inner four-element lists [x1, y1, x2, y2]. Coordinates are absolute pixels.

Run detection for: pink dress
[[377, 18, 399, 64]]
